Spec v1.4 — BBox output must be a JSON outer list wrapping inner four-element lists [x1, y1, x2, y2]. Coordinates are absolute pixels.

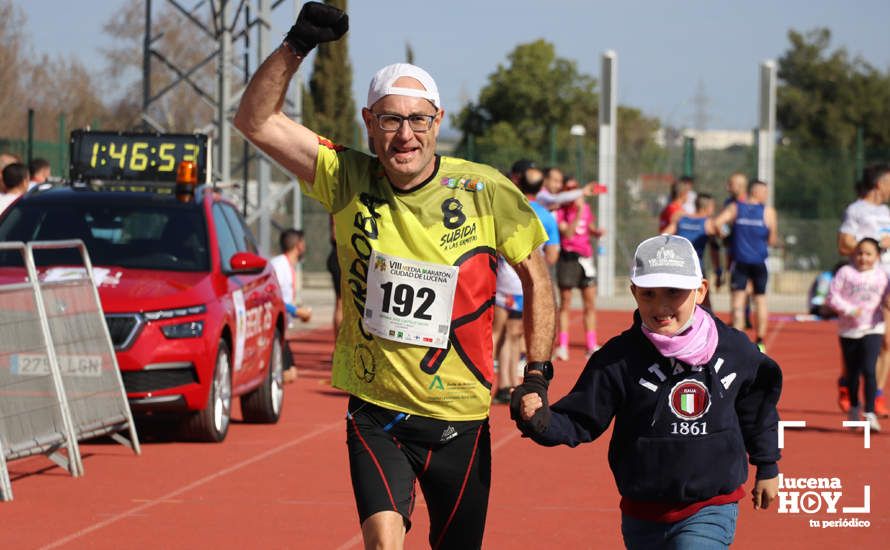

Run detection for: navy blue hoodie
[[523, 311, 781, 504]]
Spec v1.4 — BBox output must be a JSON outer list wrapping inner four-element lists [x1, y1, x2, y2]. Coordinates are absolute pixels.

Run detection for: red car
[[0, 133, 287, 442]]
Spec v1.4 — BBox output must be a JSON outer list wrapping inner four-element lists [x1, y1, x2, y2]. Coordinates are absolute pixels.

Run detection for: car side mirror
[[229, 252, 267, 274]]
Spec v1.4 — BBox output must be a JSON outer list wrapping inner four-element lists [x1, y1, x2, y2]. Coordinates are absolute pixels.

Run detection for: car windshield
[[0, 198, 210, 272]]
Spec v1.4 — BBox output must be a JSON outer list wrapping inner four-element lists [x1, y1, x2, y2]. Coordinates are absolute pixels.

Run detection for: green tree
[[773, 28, 890, 220], [777, 28, 890, 150], [452, 39, 658, 173], [303, 0, 357, 146], [453, 40, 597, 167]]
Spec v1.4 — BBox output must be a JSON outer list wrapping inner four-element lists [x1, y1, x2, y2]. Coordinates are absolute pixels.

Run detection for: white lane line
[[334, 534, 364, 550], [764, 318, 787, 352], [492, 428, 519, 451], [41, 420, 342, 549]]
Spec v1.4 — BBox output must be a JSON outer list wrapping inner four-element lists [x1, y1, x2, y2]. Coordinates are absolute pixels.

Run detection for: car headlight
[[160, 321, 204, 339], [144, 304, 206, 321]]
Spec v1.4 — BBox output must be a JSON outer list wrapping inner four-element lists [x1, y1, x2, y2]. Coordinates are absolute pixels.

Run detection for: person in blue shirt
[[713, 180, 778, 352], [665, 193, 719, 311]]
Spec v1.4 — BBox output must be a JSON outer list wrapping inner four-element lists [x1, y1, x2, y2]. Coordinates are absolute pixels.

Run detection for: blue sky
[[19, 0, 890, 133]]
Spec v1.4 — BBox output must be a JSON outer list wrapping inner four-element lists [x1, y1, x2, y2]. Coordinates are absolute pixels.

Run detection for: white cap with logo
[[367, 63, 440, 109], [630, 234, 703, 289]]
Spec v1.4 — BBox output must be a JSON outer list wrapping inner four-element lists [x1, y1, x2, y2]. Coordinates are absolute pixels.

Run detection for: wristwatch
[[524, 360, 554, 381]]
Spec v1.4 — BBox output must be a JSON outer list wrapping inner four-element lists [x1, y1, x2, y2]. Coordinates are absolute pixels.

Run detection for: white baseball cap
[[630, 235, 703, 289], [367, 63, 440, 109]]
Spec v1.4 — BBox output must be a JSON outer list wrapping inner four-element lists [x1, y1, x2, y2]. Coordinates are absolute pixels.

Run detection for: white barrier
[[0, 240, 140, 501], [0, 242, 82, 501]]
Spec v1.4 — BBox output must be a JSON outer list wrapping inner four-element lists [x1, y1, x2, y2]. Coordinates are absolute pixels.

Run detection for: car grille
[[121, 367, 199, 393], [104, 314, 143, 350]]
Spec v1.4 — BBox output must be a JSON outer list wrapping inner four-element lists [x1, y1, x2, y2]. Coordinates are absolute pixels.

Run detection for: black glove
[[284, 1, 349, 55], [509, 374, 551, 434]]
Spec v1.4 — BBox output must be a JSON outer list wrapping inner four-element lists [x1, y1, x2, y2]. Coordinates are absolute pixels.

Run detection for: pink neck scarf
[[640, 305, 718, 366]]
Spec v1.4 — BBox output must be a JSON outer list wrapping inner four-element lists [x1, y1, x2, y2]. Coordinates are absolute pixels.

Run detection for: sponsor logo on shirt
[[440, 177, 484, 191], [439, 223, 478, 250]]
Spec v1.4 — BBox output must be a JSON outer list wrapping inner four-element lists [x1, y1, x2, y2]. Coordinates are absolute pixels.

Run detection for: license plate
[[10, 354, 103, 377]]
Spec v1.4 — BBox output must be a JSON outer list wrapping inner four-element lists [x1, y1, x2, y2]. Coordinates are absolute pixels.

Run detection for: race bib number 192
[[363, 250, 458, 349]]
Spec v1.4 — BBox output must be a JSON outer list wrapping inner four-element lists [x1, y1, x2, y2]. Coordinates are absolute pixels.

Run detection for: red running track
[[1, 311, 887, 548]]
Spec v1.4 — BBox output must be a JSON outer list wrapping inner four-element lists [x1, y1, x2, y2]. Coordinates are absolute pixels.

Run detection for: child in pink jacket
[[827, 237, 890, 431]]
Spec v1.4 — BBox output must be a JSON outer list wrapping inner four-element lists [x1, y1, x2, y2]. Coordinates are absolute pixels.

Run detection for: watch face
[[70, 130, 209, 183], [526, 361, 554, 380]]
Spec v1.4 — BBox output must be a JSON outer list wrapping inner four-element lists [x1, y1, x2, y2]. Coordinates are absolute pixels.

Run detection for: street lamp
[[570, 124, 586, 181]]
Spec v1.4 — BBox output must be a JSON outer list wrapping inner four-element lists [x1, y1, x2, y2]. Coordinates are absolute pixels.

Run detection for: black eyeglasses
[[372, 112, 437, 133]]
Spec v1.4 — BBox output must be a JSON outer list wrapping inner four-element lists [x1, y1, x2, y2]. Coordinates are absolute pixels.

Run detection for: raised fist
[[284, 1, 349, 55]]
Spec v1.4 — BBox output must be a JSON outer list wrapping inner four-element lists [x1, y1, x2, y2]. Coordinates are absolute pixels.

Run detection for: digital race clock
[[69, 130, 210, 183]]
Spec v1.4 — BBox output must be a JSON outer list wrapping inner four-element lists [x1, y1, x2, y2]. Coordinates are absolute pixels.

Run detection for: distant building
[[655, 128, 754, 150]]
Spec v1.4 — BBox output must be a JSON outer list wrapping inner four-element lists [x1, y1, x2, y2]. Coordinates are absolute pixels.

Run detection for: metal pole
[[757, 60, 776, 206], [242, 3, 251, 217], [143, 0, 152, 131], [58, 113, 66, 177], [597, 51, 617, 298], [290, 0, 303, 231], [27, 108, 34, 166], [218, 0, 232, 187], [257, 0, 273, 251]]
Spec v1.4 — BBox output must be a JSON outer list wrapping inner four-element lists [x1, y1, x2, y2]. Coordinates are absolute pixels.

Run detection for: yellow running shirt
[[302, 138, 546, 420]]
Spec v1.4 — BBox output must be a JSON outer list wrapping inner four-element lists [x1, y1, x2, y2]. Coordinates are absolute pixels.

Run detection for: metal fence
[[1, 241, 139, 501], [0, 242, 82, 501], [29, 241, 140, 452], [7, 126, 886, 296], [452, 140, 890, 295], [0, 138, 69, 179]]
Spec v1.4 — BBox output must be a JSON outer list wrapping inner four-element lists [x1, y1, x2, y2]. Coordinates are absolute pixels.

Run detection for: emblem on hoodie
[[668, 379, 711, 421]]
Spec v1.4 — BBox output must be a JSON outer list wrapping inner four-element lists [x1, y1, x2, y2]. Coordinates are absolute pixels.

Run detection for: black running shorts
[[345, 395, 491, 549], [556, 252, 596, 289], [730, 261, 768, 295]]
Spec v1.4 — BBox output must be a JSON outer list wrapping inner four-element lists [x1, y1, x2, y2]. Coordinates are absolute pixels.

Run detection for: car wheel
[[241, 329, 284, 423], [182, 339, 232, 442]]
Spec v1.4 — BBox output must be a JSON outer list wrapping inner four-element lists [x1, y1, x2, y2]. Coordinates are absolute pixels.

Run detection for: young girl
[[511, 235, 782, 549], [827, 238, 889, 431]]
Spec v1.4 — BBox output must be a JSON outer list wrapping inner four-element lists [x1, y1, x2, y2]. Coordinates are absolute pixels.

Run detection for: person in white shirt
[[837, 163, 890, 417], [271, 228, 312, 382], [0, 162, 29, 215], [535, 166, 594, 211]]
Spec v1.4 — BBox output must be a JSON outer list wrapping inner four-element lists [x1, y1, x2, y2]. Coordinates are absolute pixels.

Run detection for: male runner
[[234, 3, 555, 548], [713, 180, 778, 352], [665, 193, 719, 310]]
